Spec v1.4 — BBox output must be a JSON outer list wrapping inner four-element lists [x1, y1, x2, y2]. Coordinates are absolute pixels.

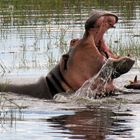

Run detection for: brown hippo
[[124, 75, 140, 89], [0, 10, 131, 99]]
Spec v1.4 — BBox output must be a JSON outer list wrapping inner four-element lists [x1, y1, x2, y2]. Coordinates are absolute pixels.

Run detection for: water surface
[[1, 91, 140, 140]]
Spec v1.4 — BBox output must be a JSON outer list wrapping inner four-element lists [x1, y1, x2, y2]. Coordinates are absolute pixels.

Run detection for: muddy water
[[0, 0, 140, 140]]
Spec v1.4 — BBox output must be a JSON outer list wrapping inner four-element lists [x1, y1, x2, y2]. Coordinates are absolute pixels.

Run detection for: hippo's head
[[124, 75, 140, 89], [85, 10, 118, 31]]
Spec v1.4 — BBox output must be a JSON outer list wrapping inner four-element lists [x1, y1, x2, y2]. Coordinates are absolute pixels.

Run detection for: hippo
[[60, 10, 119, 93], [0, 10, 130, 99], [124, 75, 140, 89]]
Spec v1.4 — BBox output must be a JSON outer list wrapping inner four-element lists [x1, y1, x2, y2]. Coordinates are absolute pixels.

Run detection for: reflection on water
[[0, 0, 140, 75], [47, 108, 135, 140], [47, 108, 112, 140], [1, 106, 140, 140]]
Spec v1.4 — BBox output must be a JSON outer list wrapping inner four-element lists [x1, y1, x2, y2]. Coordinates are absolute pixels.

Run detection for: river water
[[0, 0, 140, 140]]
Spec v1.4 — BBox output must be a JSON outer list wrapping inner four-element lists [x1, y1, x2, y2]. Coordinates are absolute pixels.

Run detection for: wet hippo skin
[[0, 10, 132, 99], [60, 10, 119, 93], [124, 75, 140, 89]]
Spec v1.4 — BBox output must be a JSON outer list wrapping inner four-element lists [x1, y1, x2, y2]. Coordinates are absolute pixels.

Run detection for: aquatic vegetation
[[0, 92, 23, 128], [0, 0, 140, 75]]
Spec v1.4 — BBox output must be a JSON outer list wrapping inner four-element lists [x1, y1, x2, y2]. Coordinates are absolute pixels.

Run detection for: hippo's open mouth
[[98, 47, 109, 59]]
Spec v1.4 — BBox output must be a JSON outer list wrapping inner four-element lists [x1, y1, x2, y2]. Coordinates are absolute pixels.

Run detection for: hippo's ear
[[134, 75, 137, 83], [70, 39, 80, 48], [129, 75, 137, 84]]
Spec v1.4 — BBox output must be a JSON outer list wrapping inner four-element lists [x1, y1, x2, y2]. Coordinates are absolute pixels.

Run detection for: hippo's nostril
[[111, 25, 116, 28]]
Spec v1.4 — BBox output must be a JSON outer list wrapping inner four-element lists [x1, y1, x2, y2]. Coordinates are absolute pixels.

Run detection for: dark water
[[1, 0, 140, 140]]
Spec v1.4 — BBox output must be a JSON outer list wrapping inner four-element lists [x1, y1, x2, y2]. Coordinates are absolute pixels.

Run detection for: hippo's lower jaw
[[98, 57, 135, 81], [75, 57, 135, 99]]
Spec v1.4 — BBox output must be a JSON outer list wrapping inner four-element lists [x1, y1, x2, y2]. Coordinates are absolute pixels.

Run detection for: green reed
[[0, 0, 140, 27]]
